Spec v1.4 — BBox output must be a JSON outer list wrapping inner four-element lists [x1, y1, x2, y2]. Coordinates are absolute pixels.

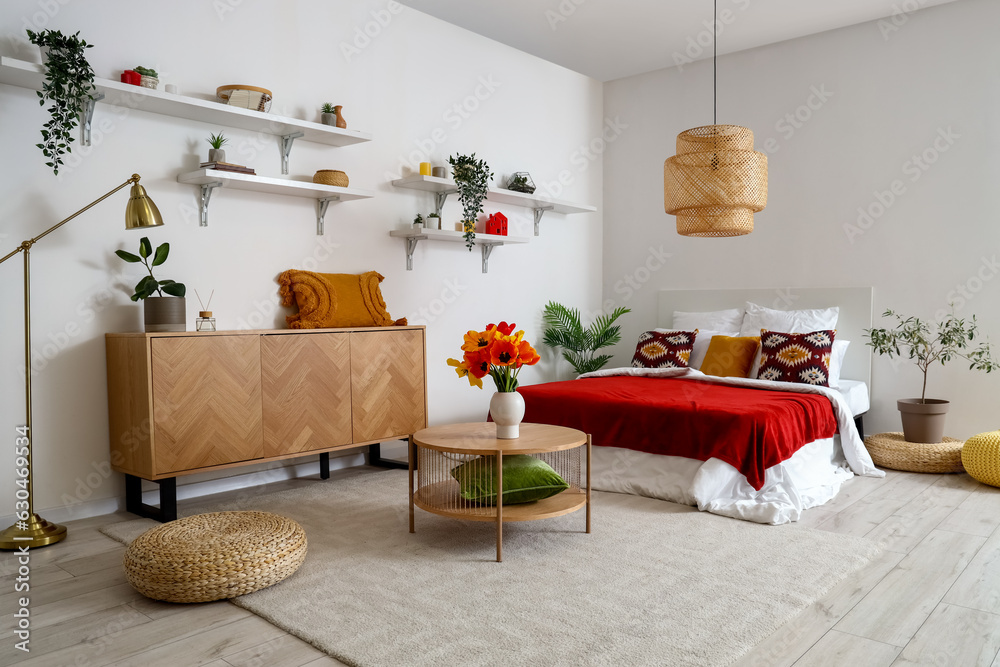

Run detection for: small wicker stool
[[864, 432, 964, 473], [123, 511, 307, 603], [962, 431, 1000, 488]]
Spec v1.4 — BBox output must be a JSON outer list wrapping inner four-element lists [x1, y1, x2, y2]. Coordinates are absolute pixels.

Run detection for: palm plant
[[543, 301, 631, 376]]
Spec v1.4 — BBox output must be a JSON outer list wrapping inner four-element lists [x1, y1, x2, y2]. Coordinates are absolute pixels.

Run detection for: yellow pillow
[[700, 336, 761, 378], [278, 270, 406, 329]]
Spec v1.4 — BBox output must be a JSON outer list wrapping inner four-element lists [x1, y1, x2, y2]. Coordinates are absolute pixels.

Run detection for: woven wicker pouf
[[962, 431, 1000, 487], [123, 511, 307, 603], [864, 432, 965, 474]]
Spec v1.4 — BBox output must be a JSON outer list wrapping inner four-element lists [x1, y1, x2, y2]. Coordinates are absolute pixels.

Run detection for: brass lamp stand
[[0, 174, 163, 550]]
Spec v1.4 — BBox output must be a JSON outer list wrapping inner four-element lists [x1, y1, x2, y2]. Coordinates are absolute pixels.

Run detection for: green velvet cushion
[[450, 455, 569, 505]]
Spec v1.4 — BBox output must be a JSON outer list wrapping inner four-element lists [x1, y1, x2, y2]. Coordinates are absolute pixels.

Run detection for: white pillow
[[672, 309, 743, 336], [654, 328, 721, 369], [738, 302, 839, 337], [828, 339, 850, 389]]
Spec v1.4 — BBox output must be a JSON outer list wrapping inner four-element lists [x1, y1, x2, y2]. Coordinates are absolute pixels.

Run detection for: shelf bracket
[[316, 196, 339, 235], [80, 92, 105, 146], [279, 131, 305, 175], [433, 191, 452, 218], [481, 242, 502, 274], [532, 206, 554, 236], [403, 235, 426, 271], [198, 181, 223, 227]]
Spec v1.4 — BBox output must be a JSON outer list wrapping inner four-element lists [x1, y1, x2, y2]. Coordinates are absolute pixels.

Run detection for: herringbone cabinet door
[[351, 330, 426, 442], [262, 333, 352, 456], [151, 336, 263, 474]]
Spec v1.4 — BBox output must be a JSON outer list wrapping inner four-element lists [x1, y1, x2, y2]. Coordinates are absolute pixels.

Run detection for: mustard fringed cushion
[[278, 270, 406, 329], [962, 431, 1000, 488]]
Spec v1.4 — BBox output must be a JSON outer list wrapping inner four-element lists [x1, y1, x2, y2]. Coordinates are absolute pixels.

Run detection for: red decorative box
[[486, 212, 508, 236], [120, 70, 140, 85]]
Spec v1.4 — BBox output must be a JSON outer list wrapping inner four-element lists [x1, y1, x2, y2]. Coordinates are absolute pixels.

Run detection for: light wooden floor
[[3, 465, 1000, 666]]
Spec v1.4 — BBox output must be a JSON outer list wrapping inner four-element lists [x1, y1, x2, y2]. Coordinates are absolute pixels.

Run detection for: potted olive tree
[[26, 29, 97, 175], [117, 237, 187, 332], [865, 309, 998, 443], [448, 153, 492, 249]]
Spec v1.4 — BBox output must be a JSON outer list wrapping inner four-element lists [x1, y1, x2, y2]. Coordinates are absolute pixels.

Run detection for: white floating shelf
[[177, 169, 374, 234], [1, 57, 371, 172], [389, 228, 530, 273], [391, 174, 596, 235]]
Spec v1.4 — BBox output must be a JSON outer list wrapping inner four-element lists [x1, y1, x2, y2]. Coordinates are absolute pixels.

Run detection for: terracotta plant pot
[[145, 296, 186, 332], [897, 398, 950, 443]]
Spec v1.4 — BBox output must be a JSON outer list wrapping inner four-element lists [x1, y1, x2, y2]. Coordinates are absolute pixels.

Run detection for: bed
[[518, 287, 883, 524]]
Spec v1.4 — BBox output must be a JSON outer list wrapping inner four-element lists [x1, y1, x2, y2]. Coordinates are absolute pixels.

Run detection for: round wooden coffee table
[[408, 422, 590, 562]]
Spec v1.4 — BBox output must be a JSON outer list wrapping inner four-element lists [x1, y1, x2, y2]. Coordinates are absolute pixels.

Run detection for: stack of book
[[200, 161, 255, 175]]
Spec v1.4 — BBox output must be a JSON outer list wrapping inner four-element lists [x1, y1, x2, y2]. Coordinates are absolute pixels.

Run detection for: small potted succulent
[[206, 132, 228, 163], [413, 213, 424, 229], [320, 103, 336, 126], [506, 172, 536, 194], [448, 153, 493, 249], [25, 29, 97, 175], [865, 308, 999, 443], [427, 212, 441, 230], [116, 236, 187, 332], [135, 65, 158, 89]]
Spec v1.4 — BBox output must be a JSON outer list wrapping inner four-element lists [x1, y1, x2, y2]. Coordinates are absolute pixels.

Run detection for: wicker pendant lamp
[[664, 1, 767, 237]]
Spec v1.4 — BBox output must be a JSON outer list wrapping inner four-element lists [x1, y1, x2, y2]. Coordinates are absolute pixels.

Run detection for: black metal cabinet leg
[[124, 474, 178, 523], [320, 452, 330, 479], [854, 414, 865, 439], [368, 441, 408, 469]]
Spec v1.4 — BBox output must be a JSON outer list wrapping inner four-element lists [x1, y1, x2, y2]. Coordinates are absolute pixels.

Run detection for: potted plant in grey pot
[[448, 153, 493, 249], [116, 237, 187, 332], [206, 132, 228, 163], [26, 28, 97, 176], [320, 103, 336, 126], [865, 308, 998, 443]]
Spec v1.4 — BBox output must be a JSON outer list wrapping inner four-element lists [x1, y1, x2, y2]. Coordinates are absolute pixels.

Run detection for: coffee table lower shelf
[[414, 482, 587, 522]]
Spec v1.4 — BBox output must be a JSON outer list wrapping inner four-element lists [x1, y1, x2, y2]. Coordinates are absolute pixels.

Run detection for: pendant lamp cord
[[713, 0, 717, 125]]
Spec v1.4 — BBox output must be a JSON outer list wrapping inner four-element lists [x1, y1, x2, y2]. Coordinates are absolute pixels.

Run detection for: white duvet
[[576, 367, 884, 524]]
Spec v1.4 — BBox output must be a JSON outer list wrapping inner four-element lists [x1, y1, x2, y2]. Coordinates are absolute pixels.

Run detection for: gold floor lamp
[[0, 174, 163, 550]]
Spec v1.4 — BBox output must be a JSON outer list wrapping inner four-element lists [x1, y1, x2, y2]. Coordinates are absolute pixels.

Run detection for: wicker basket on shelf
[[216, 84, 273, 113], [313, 170, 349, 187], [863, 432, 964, 474]]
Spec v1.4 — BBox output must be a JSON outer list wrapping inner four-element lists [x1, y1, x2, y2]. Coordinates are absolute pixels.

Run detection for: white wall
[[0, 0, 603, 520], [602, 0, 1000, 439]]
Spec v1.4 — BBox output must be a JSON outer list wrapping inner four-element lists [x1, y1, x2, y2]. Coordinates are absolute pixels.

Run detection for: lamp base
[[0, 513, 67, 550]]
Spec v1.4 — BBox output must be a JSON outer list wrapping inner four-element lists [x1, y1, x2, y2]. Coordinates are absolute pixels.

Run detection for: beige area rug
[[102, 470, 880, 667]]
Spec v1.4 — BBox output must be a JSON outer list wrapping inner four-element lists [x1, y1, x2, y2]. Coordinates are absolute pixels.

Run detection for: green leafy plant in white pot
[[865, 308, 998, 443], [26, 28, 97, 175], [542, 301, 631, 376], [448, 153, 492, 249], [116, 237, 187, 332]]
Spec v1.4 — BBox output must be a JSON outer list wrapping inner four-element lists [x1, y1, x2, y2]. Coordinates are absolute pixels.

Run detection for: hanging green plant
[[26, 29, 97, 176], [448, 153, 493, 249]]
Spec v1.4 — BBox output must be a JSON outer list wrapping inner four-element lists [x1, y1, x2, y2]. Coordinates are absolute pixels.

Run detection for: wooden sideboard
[[105, 326, 426, 520]]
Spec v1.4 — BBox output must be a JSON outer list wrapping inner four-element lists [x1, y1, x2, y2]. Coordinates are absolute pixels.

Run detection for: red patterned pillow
[[631, 330, 698, 369], [757, 330, 835, 386]]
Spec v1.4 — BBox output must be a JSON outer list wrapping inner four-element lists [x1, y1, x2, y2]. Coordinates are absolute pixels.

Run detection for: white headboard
[[657, 287, 874, 385]]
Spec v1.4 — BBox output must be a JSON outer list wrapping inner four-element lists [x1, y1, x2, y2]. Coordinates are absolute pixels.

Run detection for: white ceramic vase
[[490, 390, 524, 439]]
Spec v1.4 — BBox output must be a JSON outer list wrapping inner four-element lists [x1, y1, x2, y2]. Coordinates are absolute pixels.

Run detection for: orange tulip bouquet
[[447, 321, 540, 392]]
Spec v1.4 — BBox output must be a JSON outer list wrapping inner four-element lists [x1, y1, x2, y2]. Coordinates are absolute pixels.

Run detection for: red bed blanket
[[518, 376, 838, 490]]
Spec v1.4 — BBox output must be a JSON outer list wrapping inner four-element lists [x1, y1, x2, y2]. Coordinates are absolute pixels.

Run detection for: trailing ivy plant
[[543, 301, 631, 376], [448, 153, 493, 249], [864, 308, 999, 402], [26, 29, 97, 176], [116, 237, 187, 301]]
